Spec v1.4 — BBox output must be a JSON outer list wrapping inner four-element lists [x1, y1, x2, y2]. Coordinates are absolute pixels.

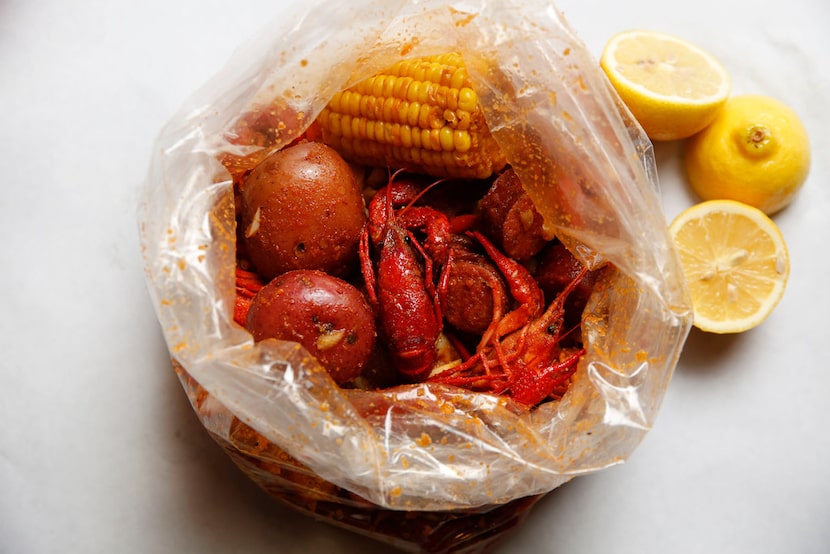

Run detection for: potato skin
[[245, 270, 376, 384], [239, 142, 366, 280]]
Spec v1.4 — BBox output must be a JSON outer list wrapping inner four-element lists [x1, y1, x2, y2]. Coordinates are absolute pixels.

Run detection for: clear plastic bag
[[139, 0, 692, 551]]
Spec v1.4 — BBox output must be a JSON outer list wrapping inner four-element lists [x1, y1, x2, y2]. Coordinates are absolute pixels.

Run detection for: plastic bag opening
[[139, 0, 691, 525]]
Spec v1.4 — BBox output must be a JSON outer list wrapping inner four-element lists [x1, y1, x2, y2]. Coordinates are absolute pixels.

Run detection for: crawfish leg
[[468, 231, 544, 344], [359, 227, 380, 309], [406, 229, 442, 325]]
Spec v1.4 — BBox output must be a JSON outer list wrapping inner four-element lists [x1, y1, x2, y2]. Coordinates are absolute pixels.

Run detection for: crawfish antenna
[[402, 177, 454, 215]]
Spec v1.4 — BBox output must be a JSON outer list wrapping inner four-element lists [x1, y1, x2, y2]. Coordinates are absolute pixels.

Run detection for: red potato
[[239, 141, 366, 280], [245, 270, 376, 384]]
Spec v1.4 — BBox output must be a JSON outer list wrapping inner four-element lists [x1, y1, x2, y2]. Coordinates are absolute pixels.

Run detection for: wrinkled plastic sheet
[[139, 0, 692, 518]]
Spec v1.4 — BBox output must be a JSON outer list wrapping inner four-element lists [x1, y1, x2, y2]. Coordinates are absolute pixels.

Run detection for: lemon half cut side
[[601, 30, 731, 141], [669, 200, 790, 334]]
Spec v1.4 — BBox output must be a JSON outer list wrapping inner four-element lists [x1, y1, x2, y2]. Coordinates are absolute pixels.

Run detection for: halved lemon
[[601, 30, 731, 141], [669, 200, 789, 334]]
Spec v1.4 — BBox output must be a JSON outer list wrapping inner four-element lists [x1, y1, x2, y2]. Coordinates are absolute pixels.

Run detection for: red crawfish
[[429, 231, 589, 407], [234, 266, 265, 326], [359, 173, 445, 383]]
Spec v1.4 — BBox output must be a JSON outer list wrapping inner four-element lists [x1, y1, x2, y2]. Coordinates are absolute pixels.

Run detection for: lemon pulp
[[600, 30, 731, 141], [669, 200, 789, 333]]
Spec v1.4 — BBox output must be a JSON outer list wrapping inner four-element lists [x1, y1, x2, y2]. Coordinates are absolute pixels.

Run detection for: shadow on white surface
[[675, 328, 746, 375]]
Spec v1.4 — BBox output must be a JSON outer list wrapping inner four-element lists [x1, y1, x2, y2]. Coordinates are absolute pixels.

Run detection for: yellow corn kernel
[[395, 76, 412, 100], [439, 127, 454, 151], [338, 90, 350, 114], [417, 104, 431, 130], [413, 64, 426, 82], [406, 102, 421, 127], [458, 88, 477, 113], [371, 76, 384, 98], [425, 62, 441, 83], [395, 101, 409, 124], [414, 126, 425, 147], [422, 128, 435, 150], [340, 114, 352, 139], [351, 116, 362, 140], [328, 112, 341, 134], [417, 82, 431, 105], [359, 94, 370, 118], [382, 76, 395, 98], [381, 96, 396, 123], [367, 96, 382, 120], [454, 130, 471, 153], [347, 91, 361, 117], [317, 53, 506, 179], [449, 67, 466, 90], [434, 85, 448, 108], [406, 81, 421, 104], [399, 124, 413, 148]]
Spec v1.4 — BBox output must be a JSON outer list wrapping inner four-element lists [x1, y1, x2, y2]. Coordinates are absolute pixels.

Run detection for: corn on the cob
[[317, 53, 506, 180]]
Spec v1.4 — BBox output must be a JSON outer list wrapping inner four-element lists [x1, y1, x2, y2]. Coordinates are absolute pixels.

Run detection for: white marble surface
[[2, 1, 828, 552]]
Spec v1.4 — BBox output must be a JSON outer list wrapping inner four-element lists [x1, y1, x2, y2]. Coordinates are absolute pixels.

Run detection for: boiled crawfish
[[428, 231, 590, 407], [359, 173, 445, 383], [360, 172, 592, 407], [234, 266, 265, 326]]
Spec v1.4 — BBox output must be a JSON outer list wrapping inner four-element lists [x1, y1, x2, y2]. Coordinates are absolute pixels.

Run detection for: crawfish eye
[[546, 323, 560, 335]]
